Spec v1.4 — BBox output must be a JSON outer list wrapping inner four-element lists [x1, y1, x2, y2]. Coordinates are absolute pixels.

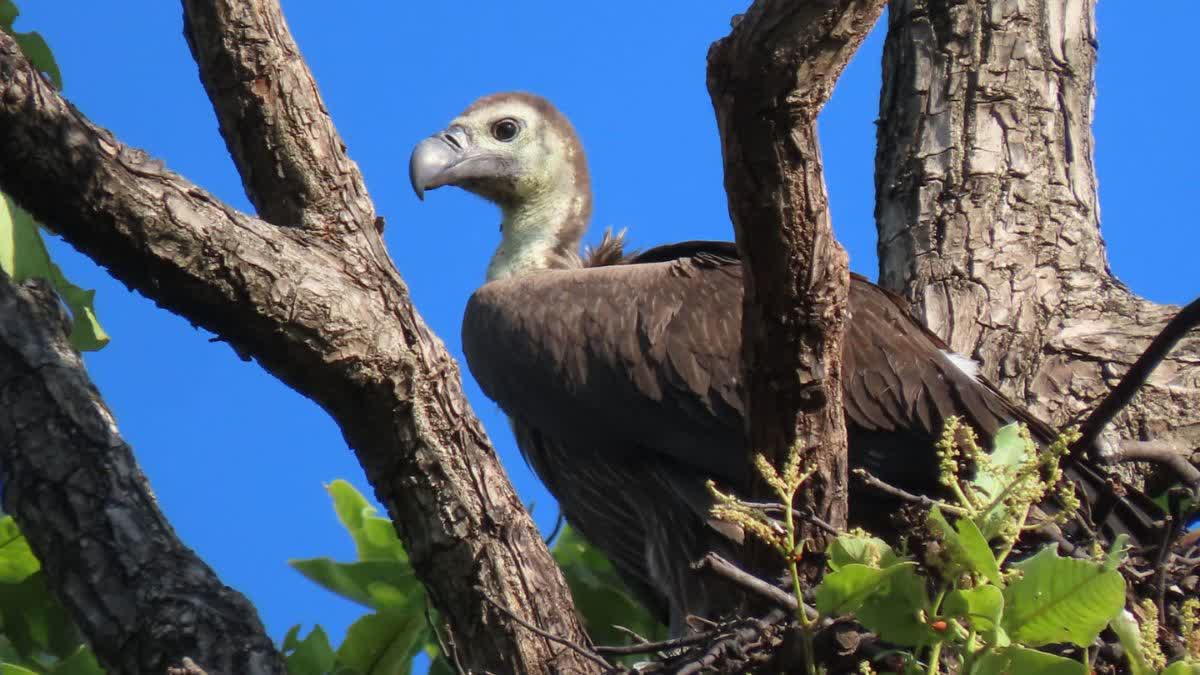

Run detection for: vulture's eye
[[491, 118, 521, 142]]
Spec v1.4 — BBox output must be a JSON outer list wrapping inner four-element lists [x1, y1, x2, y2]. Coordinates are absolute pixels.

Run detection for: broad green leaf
[[1002, 546, 1125, 647], [284, 626, 336, 675], [927, 507, 1002, 584], [282, 624, 303, 652], [552, 527, 666, 648], [337, 612, 426, 675], [0, 194, 109, 351], [970, 645, 1087, 675], [48, 645, 103, 675], [0, 572, 83, 661], [12, 32, 61, 89], [289, 558, 422, 613], [1109, 609, 1154, 675], [972, 423, 1029, 539], [944, 585, 1004, 633], [0, 1, 18, 30], [855, 564, 934, 647], [815, 563, 894, 617], [817, 563, 932, 646], [1162, 661, 1200, 675], [0, 516, 40, 584], [0, 665, 39, 675], [326, 480, 405, 562], [827, 532, 898, 571]]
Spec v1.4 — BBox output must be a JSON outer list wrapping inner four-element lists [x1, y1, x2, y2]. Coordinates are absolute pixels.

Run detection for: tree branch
[[0, 275, 286, 674], [706, 0, 884, 567], [1074, 295, 1200, 458], [0, 24, 594, 674], [180, 0, 373, 232]]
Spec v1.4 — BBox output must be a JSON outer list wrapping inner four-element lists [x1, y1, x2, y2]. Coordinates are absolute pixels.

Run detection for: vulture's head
[[410, 93, 592, 280]]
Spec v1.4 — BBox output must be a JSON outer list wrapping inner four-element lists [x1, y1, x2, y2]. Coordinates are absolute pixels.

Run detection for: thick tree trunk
[[707, 0, 884, 568], [0, 4, 597, 671], [875, 0, 1199, 462], [0, 276, 286, 675]]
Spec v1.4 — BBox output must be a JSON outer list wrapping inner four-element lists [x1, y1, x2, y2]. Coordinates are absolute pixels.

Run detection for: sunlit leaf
[[969, 645, 1087, 675], [1002, 545, 1125, 647], [284, 626, 336, 675], [944, 585, 1004, 634], [827, 532, 898, 571], [0, 194, 109, 351], [1161, 661, 1200, 675], [337, 612, 426, 675], [289, 558, 422, 614], [326, 480, 405, 562], [928, 507, 1002, 584], [1109, 609, 1155, 675], [0, 516, 39, 584]]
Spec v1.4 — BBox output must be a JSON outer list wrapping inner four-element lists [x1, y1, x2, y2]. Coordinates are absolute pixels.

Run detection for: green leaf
[[816, 563, 894, 617], [1109, 609, 1154, 675], [47, 645, 104, 675], [972, 423, 1030, 539], [827, 532, 898, 571], [969, 645, 1087, 675], [855, 564, 934, 647], [0, 1, 18, 31], [1161, 661, 1200, 675], [944, 585, 1004, 633], [12, 31, 61, 89], [284, 626, 336, 675], [289, 558, 422, 613], [0, 571, 83, 660], [1002, 545, 1125, 647], [816, 562, 932, 646], [0, 665, 40, 675], [325, 481, 405, 562], [0, 194, 109, 351], [0, 516, 40, 584], [927, 507, 1002, 584], [552, 527, 666, 648], [337, 612, 426, 675], [282, 624, 303, 652]]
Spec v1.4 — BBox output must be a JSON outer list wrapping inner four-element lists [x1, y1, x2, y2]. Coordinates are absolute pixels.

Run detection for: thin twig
[[545, 510, 566, 545], [852, 468, 956, 512], [696, 553, 818, 621], [737, 501, 841, 536], [1109, 441, 1200, 489], [595, 630, 725, 656], [424, 600, 465, 675], [1074, 295, 1200, 456], [480, 593, 612, 671]]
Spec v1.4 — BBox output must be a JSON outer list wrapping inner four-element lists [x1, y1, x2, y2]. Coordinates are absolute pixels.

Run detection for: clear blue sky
[[13, 1, 1198, 649]]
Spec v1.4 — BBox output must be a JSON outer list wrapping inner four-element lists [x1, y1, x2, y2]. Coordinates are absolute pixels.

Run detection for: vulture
[[409, 92, 1161, 633]]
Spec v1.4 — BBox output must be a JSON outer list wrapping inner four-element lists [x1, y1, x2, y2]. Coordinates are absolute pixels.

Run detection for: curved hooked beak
[[409, 125, 510, 200]]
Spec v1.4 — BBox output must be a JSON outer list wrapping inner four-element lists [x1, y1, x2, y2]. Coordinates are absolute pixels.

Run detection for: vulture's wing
[[464, 242, 1162, 543], [463, 242, 750, 488]]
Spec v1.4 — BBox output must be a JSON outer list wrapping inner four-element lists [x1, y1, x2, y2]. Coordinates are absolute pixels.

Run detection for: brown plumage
[[412, 92, 1163, 633]]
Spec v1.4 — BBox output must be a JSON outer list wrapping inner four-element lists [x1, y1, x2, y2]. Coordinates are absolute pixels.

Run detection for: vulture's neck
[[487, 182, 590, 282]]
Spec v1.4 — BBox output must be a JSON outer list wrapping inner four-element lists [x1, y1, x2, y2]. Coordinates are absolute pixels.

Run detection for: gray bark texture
[[707, 0, 885, 569], [0, 275, 286, 675], [875, 0, 1199, 466], [0, 1, 596, 672]]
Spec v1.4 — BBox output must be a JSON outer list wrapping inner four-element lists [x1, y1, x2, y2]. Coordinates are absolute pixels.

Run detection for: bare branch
[[1074, 296, 1200, 457], [0, 28, 593, 674], [697, 553, 818, 621], [707, 0, 885, 565], [0, 276, 285, 674], [180, 0, 373, 232], [1109, 441, 1200, 490]]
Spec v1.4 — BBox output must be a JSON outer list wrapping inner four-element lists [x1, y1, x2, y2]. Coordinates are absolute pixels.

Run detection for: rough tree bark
[[707, 0, 885, 567], [0, 275, 286, 675], [875, 0, 1199, 465], [0, 3, 596, 672]]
